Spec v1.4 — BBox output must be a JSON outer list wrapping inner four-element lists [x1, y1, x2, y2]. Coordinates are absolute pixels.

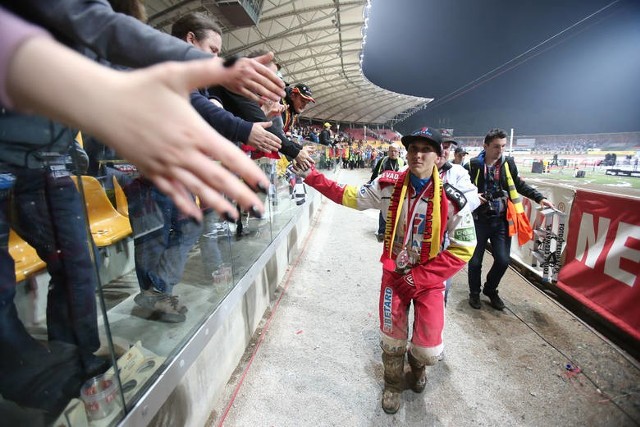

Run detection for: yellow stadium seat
[[71, 176, 132, 247], [112, 176, 129, 217], [9, 229, 46, 282]]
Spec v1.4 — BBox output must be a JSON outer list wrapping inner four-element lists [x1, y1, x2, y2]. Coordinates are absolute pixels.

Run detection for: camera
[[482, 189, 508, 216]]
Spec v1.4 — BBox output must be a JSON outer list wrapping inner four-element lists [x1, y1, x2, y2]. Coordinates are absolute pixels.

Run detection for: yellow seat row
[[9, 230, 46, 283], [8, 175, 133, 282], [71, 175, 132, 247]]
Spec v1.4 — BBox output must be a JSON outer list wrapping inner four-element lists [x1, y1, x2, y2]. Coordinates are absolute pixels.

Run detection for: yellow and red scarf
[[380, 167, 447, 271]]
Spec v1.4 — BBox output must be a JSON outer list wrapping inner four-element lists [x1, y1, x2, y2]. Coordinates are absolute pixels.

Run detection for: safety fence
[[510, 183, 640, 342]]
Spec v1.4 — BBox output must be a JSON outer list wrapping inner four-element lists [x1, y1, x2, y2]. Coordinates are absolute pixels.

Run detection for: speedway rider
[[292, 127, 477, 414]]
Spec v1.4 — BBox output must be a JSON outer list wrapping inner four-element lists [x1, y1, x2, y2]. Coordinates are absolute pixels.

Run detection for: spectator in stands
[[453, 146, 469, 165], [370, 143, 405, 242], [179, 16, 282, 154], [319, 122, 333, 146], [125, 12, 281, 322], [291, 126, 476, 414], [207, 66, 315, 169], [0, 5, 280, 415], [465, 128, 554, 310], [2, 0, 282, 222], [280, 83, 318, 203]]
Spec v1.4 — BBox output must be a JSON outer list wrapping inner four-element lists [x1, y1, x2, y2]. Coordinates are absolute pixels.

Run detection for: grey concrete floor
[[209, 168, 640, 427]]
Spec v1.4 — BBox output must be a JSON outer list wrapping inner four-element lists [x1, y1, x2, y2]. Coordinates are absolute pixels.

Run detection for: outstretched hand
[[7, 36, 271, 221], [290, 162, 312, 178], [219, 52, 285, 104], [247, 122, 281, 153], [294, 145, 315, 170], [99, 59, 273, 221]]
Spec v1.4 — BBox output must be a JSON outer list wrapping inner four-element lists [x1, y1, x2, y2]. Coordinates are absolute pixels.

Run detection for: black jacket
[[319, 129, 332, 146], [0, 0, 211, 168], [190, 90, 252, 145], [1, 0, 209, 68], [370, 156, 403, 182], [207, 86, 302, 159], [466, 155, 545, 208]]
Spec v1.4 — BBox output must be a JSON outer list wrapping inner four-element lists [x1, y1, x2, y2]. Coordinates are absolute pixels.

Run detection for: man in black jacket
[[370, 143, 404, 241], [208, 65, 314, 169], [465, 128, 554, 310], [319, 122, 333, 146]]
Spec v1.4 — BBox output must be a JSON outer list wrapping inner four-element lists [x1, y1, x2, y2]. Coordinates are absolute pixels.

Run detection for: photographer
[[465, 128, 554, 310]]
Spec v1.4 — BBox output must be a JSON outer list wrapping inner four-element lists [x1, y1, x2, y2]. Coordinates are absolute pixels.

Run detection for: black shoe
[[468, 293, 481, 309], [483, 290, 505, 310], [81, 354, 111, 378]]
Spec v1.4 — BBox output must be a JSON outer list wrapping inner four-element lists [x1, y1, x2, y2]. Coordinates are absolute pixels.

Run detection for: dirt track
[[210, 168, 640, 427]]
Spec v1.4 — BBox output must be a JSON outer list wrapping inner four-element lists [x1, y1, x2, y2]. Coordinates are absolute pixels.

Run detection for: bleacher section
[[9, 176, 134, 284], [343, 127, 400, 142], [455, 131, 640, 153]]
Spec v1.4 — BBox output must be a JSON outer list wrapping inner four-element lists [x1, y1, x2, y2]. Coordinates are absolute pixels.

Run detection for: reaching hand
[[260, 98, 285, 118], [7, 36, 271, 222], [218, 53, 285, 103], [294, 145, 315, 170], [290, 163, 311, 178], [96, 60, 271, 221], [247, 122, 282, 153]]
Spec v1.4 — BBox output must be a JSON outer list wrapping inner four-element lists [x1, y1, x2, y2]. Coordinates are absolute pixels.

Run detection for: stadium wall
[[509, 184, 640, 345]]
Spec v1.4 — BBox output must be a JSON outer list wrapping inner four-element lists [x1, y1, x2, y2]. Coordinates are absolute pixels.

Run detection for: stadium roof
[[145, 0, 430, 127]]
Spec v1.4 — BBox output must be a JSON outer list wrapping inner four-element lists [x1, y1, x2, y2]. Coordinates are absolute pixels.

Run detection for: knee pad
[[409, 344, 444, 365]]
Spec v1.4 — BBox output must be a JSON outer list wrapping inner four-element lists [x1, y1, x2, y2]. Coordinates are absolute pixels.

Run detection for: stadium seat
[[71, 175, 132, 247], [112, 175, 129, 217], [9, 229, 46, 282]]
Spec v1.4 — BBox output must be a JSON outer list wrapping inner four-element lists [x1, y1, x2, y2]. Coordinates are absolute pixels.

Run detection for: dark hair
[[484, 128, 508, 146], [109, 0, 147, 22], [171, 13, 221, 41], [247, 49, 269, 58]]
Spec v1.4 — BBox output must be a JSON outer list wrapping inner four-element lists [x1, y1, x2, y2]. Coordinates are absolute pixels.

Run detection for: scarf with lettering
[[380, 166, 447, 271]]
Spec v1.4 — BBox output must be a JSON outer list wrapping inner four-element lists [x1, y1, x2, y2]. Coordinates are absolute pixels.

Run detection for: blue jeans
[[199, 209, 226, 277], [378, 211, 386, 235], [0, 168, 100, 362], [468, 215, 511, 295], [0, 181, 50, 374], [125, 179, 202, 294]]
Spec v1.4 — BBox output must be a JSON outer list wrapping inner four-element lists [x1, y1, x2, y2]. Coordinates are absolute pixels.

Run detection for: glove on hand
[[393, 271, 417, 302]]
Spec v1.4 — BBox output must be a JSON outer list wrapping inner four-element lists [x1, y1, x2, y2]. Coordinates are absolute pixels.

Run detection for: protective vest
[[375, 156, 405, 175]]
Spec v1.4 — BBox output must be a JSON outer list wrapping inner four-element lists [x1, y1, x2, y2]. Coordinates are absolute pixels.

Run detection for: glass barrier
[[1, 141, 336, 426]]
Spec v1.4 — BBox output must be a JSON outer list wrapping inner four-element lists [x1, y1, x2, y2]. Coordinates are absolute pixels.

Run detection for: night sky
[[361, 0, 640, 136]]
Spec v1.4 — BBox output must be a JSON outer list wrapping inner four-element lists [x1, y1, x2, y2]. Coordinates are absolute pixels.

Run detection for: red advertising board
[[558, 190, 640, 341]]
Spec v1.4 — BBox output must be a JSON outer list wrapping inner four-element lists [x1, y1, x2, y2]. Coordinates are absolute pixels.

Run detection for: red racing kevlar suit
[[303, 167, 477, 364]]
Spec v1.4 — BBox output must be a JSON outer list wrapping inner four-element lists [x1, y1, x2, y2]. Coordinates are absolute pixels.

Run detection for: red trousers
[[378, 269, 445, 357]]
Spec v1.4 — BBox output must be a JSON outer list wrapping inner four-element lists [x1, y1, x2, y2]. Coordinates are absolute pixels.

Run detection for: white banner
[[510, 184, 576, 279]]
